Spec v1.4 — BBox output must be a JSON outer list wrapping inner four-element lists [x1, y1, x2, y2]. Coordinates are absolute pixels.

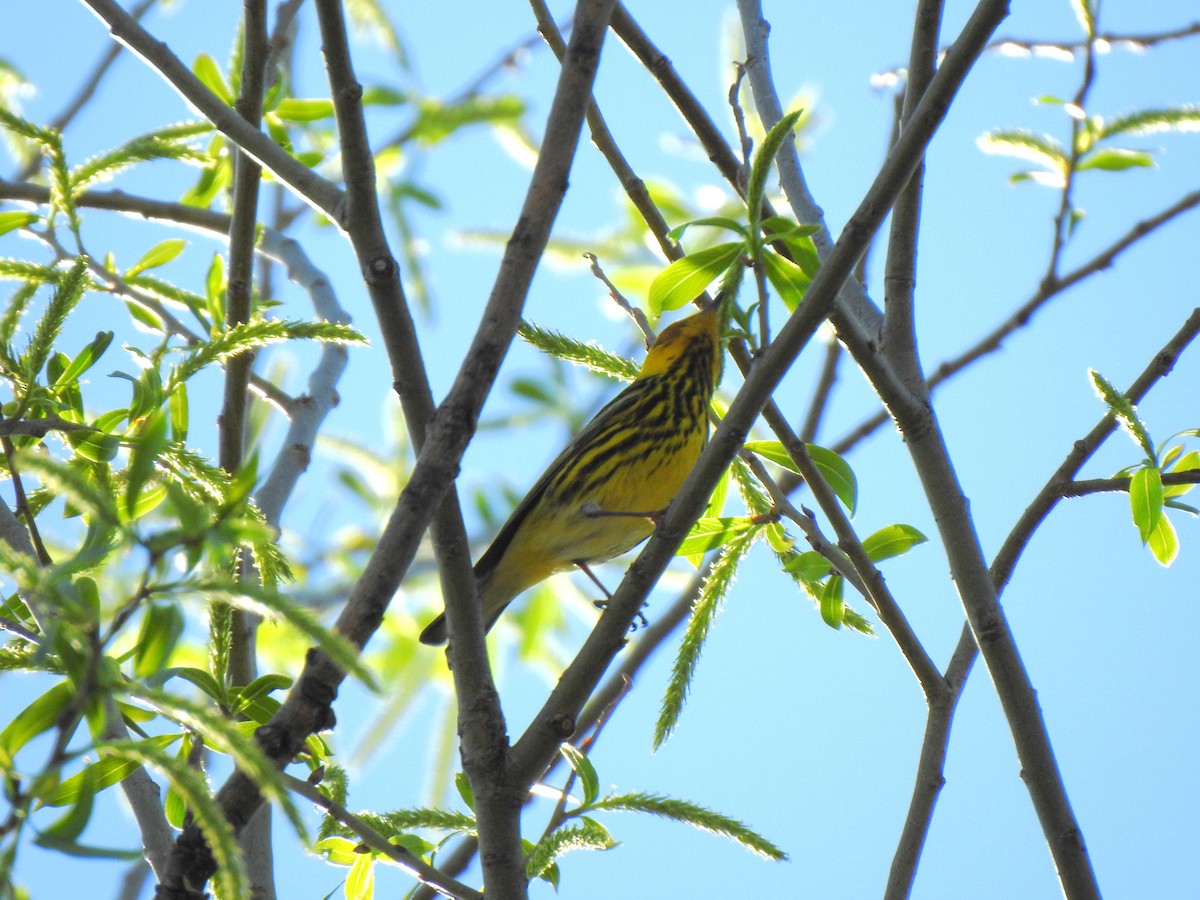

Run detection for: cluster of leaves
[[1090, 370, 1199, 566], [314, 742, 784, 898], [0, 97, 377, 895]]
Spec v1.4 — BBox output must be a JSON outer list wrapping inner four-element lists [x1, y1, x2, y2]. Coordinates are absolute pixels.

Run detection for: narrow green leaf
[[648, 242, 743, 314], [1147, 513, 1179, 566], [53, 331, 113, 388], [1129, 466, 1163, 542], [744, 440, 799, 473], [315, 836, 362, 867], [1097, 105, 1200, 139], [169, 382, 189, 443], [809, 445, 858, 513], [345, 850, 374, 900], [677, 516, 759, 557], [0, 211, 38, 236], [861, 524, 927, 563], [39, 767, 95, 839], [455, 771, 475, 813], [782, 549, 832, 581], [125, 239, 186, 279], [666, 217, 748, 240], [559, 743, 600, 807], [1164, 450, 1200, 499], [761, 215, 820, 276], [124, 408, 168, 519], [133, 602, 184, 678], [192, 54, 233, 105], [273, 98, 336, 122], [0, 681, 75, 770], [37, 734, 182, 807], [124, 299, 164, 333], [761, 250, 811, 311], [1077, 147, 1155, 172], [147, 665, 226, 704], [820, 575, 845, 629]]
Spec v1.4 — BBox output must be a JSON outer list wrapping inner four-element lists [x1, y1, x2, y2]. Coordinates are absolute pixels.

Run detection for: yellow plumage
[[419, 305, 722, 645]]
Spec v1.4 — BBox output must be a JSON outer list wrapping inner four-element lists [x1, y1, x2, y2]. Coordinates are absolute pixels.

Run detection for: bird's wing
[[472, 377, 656, 580]]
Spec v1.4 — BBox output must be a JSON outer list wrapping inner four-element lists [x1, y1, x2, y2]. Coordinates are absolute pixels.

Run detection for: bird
[[418, 301, 723, 645]]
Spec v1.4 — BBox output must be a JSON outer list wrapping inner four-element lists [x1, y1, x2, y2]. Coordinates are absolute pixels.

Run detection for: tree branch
[[78, 0, 346, 220]]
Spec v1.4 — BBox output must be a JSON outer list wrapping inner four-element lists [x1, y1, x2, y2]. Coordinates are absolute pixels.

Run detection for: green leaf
[[1077, 147, 1155, 172], [124, 298, 164, 333], [124, 408, 168, 519], [169, 318, 365, 388], [345, 850, 374, 900], [314, 836, 362, 867], [782, 549, 832, 581], [169, 382, 189, 443], [39, 763, 95, 841], [0, 681, 74, 770], [1129, 466, 1163, 543], [1089, 369, 1156, 463], [133, 602, 184, 678], [666, 217, 748, 240], [192, 54, 233, 105], [588, 792, 787, 861], [648, 242, 743, 314], [53, 331, 113, 388], [559, 743, 600, 807], [125, 239, 186, 279], [677, 516, 759, 557], [761, 215, 820, 277], [809, 445, 858, 513], [819, 575, 845, 628], [761, 250, 811, 311], [156, 662, 233, 699], [408, 95, 526, 145], [1164, 450, 1200, 499], [272, 98, 336, 122], [37, 734, 182, 807], [455, 771, 475, 813], [0, 211, 39, 236], [861, 524, 927, 563], [1147, 513, 1179, 566]]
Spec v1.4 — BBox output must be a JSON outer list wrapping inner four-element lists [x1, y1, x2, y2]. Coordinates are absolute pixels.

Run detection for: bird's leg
[[575, 560, 649, 631]]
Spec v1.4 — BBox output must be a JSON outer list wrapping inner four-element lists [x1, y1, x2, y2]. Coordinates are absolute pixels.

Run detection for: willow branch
[[78, 0, 346, 220]]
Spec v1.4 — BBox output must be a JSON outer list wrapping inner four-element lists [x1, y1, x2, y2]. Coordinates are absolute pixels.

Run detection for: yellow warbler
[[419, 303, 722, 645]]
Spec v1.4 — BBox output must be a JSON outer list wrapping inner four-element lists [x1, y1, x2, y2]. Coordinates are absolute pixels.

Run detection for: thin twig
[[281, 773, 483, 900]]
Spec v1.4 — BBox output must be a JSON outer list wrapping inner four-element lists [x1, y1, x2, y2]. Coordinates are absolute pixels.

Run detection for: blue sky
[[2, 2, 1199, 898]]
